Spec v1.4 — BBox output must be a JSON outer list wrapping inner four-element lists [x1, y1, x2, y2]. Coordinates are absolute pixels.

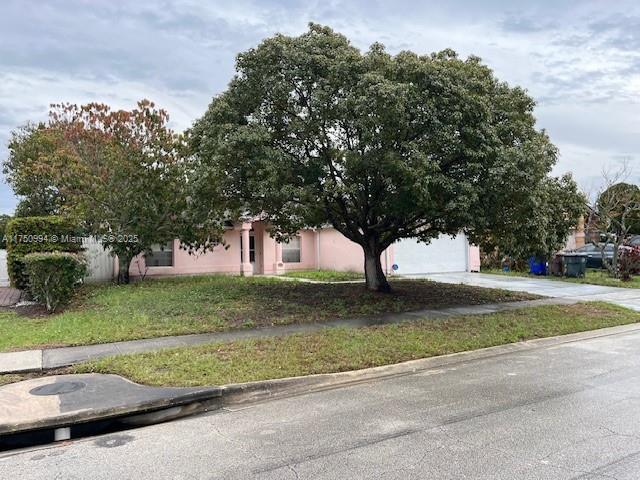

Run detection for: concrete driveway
[[419, 272, 640, 311], [4, 325, 640, 478]]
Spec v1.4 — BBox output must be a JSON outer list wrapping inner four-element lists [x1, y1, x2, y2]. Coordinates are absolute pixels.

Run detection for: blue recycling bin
[[528, 257, 547, 276]]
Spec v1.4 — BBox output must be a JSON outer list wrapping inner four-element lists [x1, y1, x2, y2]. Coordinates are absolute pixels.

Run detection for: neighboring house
[[123, 220, 480, 279], [563, 214, 587, 251]]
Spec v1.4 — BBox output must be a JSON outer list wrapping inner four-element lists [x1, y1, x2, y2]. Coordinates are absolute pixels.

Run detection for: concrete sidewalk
[[418, 272, 640, 311], [0, 296, 577, 374]]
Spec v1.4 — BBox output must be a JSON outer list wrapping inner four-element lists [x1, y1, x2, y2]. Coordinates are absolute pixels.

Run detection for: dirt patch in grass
[[72, 301, 640, 387]]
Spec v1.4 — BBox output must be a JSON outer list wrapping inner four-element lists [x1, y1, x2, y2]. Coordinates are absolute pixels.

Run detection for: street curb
[[216, 321, 640, 408], [0, 374, 224, 437], [3, 322, 639, 442]]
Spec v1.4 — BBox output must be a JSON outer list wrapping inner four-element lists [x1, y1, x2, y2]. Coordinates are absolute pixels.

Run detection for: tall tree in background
[[594, 166, 640, 277], [191, 24, 583, 291], [5, 101, 224, 283]]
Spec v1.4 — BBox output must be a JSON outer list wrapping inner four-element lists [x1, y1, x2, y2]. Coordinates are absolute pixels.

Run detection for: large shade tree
[[191, 24, 583, 291], [5, 101, 224, 283]]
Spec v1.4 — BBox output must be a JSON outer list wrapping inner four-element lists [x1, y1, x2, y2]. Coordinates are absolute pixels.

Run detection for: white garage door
[[393, 234, 468, 275], [0, 250, 8, 287]]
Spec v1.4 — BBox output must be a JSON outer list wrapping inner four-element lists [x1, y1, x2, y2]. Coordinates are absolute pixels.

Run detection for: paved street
[[422, 272, 640, 311], [4, 327, 640, 479]]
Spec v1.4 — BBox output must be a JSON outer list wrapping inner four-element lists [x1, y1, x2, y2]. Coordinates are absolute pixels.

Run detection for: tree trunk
[[363, 248, 391, 292], [117, 254, 133, 284]]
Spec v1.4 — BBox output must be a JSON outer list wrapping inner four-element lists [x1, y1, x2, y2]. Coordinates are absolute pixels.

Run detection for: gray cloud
[[1, 0, 639, 214], [588, 15, 640, 50], [500, 15, 557, 33]]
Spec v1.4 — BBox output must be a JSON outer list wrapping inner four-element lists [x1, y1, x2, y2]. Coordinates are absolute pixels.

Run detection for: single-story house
[[124, 220, 480, 279]]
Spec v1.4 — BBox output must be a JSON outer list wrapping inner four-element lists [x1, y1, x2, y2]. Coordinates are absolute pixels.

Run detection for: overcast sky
[[1, 0, 639, 214]]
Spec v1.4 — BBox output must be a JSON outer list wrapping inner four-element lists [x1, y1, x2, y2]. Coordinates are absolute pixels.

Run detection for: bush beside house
[[24, 252, 86, 312], [0, 214, 11, 250], [5, 216, 83, 290]]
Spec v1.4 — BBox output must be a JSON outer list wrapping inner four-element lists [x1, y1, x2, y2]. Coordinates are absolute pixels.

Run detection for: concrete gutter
[[0, 374, 222, 438]]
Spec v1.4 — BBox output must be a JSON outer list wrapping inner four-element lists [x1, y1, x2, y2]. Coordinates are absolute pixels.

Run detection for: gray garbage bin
[[562, 254, 587, 278]]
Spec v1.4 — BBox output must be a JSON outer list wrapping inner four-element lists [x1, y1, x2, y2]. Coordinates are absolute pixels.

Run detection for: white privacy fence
[[81, 238, 115, 283], [0, 239, 115, 288], [0, 250, 8, 287]]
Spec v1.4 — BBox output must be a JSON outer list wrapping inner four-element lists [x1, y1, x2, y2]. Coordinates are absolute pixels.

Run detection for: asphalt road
[[4, 329, 640, 479]]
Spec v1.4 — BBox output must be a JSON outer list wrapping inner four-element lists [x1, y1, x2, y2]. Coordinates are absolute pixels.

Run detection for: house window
[[145, 241, 174, 267], [282, 236, 301, 263]]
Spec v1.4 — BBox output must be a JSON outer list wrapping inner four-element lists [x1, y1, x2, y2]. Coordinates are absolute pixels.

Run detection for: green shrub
[[24, 252, 86, 312], [0, 214, 11, 249], [5, 216, 83, 290]]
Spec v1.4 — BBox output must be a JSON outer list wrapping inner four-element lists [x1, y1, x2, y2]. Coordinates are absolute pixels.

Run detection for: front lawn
[[0, 275, 535, 351], [282, 269, 363, 282], [72, 302, 640, 386], [486, 268, 640, 289]]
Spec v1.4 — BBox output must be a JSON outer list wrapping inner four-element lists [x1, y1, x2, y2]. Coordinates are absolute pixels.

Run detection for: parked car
[[628, 235, 640, 247], [571, 243, 615, 269]]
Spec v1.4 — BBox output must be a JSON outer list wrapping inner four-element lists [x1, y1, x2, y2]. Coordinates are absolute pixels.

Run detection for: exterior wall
[[123, 224, 467, 279], [258, 224, 277, 275], [317, 228, 392, 274], [129, 228, 243, 278], [563, 215, 587, 252], [317, 228, 363, 272]]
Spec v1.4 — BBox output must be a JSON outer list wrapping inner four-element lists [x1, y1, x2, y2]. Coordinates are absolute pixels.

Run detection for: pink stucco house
[[125, 219, 480, 279]]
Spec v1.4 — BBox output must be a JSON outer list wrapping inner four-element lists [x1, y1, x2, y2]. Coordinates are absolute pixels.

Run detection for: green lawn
[[71, 302, 640, 387], [0, 274, 535, 351], [282, 269, 363, 282], [486, 268, 640, 289]]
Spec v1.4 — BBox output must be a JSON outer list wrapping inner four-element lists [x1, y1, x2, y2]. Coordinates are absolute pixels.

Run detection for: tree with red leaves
[[6, 100, 225, 283]]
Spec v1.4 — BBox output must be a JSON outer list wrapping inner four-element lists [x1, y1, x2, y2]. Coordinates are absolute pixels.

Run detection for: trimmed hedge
[[5, 216, 83, 290], [24, 252, 86, 312], [0, 214, 10, 249]]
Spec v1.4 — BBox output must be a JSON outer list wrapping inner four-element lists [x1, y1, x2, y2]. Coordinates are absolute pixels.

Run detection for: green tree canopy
[[191, 24, 582, 290]]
